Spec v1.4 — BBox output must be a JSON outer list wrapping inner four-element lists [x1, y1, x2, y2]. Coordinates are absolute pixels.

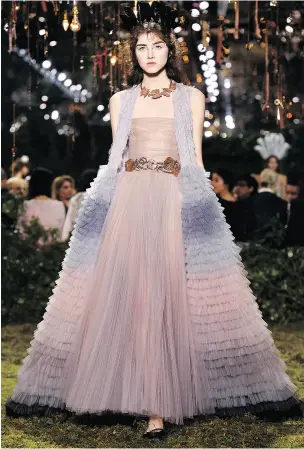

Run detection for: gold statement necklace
[[140, 79, 176, 99]]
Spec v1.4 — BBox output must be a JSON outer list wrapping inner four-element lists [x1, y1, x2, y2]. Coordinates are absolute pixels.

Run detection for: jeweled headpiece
[[120, 1, 179, 35]]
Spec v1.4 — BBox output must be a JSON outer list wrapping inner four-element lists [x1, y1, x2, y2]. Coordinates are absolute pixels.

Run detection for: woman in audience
[[259, 155, 287, 199], [17, 167, 66, 242], [211, 169, 236, 202], [51, 175, 76, 214], [211, 169, 238, 237], [7, 156, 31, 198]]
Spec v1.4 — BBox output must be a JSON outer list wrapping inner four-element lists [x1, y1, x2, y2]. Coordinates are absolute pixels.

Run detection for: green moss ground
[[2, 322, 304, 448]]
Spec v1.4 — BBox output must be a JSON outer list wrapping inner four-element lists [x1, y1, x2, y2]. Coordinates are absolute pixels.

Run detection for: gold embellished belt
[[125, 157, 181, 177]]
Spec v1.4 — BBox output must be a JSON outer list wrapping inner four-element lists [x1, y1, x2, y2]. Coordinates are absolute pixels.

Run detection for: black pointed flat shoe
[[143, 427, 166, 439]]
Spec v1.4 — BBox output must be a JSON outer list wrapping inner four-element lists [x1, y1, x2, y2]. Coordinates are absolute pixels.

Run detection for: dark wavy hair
[[78, 169, 98, 192], [265, 155, 281, 173], [126, 26, 188, 86], [212, 169, 235, 192], [29, 167, 54, 199], [237, 174, 259, 195]]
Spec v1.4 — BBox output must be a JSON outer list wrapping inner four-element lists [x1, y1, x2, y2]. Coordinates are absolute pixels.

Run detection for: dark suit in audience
[[285, 199, 304, 246], [233, 196, 257, 242], [252, 189, 287, 239]]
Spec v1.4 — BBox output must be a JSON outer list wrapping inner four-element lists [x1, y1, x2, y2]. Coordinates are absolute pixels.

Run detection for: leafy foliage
[[241, 244, 304, 324], [2, 220, 303, 325], [1, 221, 68, 324]]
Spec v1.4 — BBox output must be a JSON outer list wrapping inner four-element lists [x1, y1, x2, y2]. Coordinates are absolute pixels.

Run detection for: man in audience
[[284, 177, 300, 202], [284, 177, 304, 246], [234, 174, 258, 200], [252, 169, 288, 241], [233, 175, 258, 242]]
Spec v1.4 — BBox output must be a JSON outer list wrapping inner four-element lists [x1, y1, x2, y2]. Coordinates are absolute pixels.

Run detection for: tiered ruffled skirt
[[5, 167, 301, 424]]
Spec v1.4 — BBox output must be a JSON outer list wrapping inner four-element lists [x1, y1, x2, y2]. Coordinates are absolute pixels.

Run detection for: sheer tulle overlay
[[6, 117, 301, 424]]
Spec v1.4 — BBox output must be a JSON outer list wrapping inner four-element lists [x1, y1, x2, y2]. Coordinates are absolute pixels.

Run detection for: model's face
[[211, 173, 226, 195], [285, 184, 299, 201], [268, 157, 278, 171], [135, 32, 169, 74], [59, 181, 73, 200]]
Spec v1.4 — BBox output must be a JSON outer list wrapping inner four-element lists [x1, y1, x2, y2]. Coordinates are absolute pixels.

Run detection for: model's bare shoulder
[[190, 86, 206, 102], [109, 91, 123, 137], [109, 90, 122, 110], [189, 86, 205, 116]]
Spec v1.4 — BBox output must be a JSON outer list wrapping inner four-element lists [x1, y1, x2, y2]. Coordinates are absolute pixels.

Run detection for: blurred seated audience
[[283, 176, 303, 246], [2, 167, 8, 190], [62, 168, 98, 241], [17, 167, 66, 243], [232, 174, 258, 242], [259, 155, 287, 199], [252, 168, 287, 240], [2, 168, 18, 228], [234, 174, 258, 200], [51, 175, 76, 214], [2, 168, 9, 203], [6, 156, 30, 198], [284, 177, 300, 202], [284, 198, 304, 246], [211, 169, 236, 202], [211, 169, 239, 237]]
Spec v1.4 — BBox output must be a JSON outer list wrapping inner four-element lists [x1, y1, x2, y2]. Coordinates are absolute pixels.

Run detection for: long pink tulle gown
[[62, 117, 195, 421], [5, 98, 300, 425]]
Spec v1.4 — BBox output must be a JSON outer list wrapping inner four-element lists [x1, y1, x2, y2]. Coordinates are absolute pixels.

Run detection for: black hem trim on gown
[[5, 395, 303, 424]]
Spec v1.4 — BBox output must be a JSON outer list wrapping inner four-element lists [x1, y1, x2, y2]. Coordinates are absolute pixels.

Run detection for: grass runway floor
[[2, 322, 304, 448]]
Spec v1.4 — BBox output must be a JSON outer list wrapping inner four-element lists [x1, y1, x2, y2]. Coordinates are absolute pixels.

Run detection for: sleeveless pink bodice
[[128, 117, 180, 162]]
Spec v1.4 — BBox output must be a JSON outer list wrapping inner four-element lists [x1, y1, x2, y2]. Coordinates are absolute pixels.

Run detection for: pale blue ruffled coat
[[6, 82, 299, 421]]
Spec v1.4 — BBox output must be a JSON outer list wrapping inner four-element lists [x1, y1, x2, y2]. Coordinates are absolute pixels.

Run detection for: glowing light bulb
[[192, 23, 201, 32], [42, 60, 52, 69], [58, 73, 67, 82], [199, 2, 209, 10], [70, 17, 81, 32], [62, 11, 69, 31], [191, 8, 200, 17], [110, 55, 117, 66], [51, 110, 59, 120]]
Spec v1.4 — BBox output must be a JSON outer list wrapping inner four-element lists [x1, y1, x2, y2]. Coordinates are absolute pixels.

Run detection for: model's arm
[[109, 91, 121, 138], [190, 87, 206, 168]]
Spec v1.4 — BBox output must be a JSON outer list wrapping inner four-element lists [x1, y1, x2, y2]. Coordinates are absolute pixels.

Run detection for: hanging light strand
[[261, 24, 270, 112], [234, 1, 239, 40], [12, 104, 17, 164], [255, 0, 262, 40], [8, 1, 17, 53], [27, 3, 32, 110]]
